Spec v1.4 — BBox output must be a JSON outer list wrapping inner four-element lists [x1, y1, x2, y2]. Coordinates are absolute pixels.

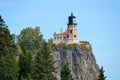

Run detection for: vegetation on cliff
[[52, 42, 90, 52], [61, 64, 73, 80], [98, 66, 106, 80]]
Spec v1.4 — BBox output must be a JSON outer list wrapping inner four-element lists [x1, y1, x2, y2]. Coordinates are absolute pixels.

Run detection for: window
[[57, 37, 59, 39], [64, 37, 66, 39], [74, 35, 76, 38], [70, 30, 72, 33], [60, 37, 62, 39], [67, 35, 69, 38], [54, 37, 56, 39]]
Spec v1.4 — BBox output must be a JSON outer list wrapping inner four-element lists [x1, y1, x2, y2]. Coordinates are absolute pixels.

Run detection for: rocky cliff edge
[[52, 42, 99, 80]]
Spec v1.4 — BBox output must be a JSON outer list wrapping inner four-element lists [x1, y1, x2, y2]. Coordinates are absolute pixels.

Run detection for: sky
[[0, 0, 120, 80]]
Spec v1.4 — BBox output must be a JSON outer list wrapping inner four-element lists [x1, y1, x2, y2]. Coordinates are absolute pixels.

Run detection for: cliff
[[52, 42, 99, 80]]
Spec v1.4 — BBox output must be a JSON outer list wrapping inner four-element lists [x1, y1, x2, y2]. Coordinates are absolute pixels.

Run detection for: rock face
[[52, 42, 99, 80]]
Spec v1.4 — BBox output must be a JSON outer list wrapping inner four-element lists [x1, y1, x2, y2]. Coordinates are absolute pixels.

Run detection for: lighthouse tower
[[66, 13, 79, 44]]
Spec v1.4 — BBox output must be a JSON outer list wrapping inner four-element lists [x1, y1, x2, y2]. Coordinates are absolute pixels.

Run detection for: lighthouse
[[66, 13, 79, 44], [53, 13, 79, 45]]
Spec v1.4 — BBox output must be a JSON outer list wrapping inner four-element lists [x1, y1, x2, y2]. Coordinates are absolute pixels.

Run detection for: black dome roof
[[68, 13, 76, 18]]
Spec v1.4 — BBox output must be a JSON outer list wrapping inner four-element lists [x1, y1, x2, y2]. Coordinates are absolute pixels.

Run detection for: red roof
[[62, 31, 68, 35]]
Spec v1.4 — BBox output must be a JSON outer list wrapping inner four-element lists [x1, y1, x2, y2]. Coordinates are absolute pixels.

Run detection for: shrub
[[63, 44, 78, 50], [80, 43, 90, 52]]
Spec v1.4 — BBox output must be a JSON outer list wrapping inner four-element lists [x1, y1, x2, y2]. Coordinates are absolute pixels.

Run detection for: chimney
[[60, 28, 62, 34]]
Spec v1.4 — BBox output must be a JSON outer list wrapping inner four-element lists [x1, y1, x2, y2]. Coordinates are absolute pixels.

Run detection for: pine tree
[[98, 66, 106, 80], [0, 15, 19, 80], [61, 64, 73, 80], [18, 52, 33, 80], [32, 49, 45, 80], [33, 41, 56, 80], [41, 41, 56, 80]]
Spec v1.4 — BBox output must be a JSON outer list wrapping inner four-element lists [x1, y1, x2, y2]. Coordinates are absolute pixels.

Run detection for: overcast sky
[[0, 0, 120, 80]]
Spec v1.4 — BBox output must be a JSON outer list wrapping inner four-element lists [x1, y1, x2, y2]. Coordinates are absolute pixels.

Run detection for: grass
[[52, 42, 91, 52], [80, 43, 90, 52]]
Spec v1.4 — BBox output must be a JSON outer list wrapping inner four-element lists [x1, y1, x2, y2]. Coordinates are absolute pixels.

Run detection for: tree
[[98, 66, 106, 80], [41, 41, 56, 80], [0, 15, 19, 80], [18, 52, 33, 80], [60, 64, 73, 80], [17, 27, 44, 79], [32, 49, 45, 80], [48, 38, 53, 47], [17, 27, 56, 80], [17, 27, 43, 54], [33, 41, 56, 80]]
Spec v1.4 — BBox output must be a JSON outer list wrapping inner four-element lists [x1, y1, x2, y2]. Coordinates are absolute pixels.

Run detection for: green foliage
[[80, 43, 90, 52], [0, 54, 19, 80], [18, 52, 33, 80], [0, 15, 5, 26], [0, 16, 19, 80], [61, 64, 73, 80], [52, 43, 78, 50], [32, 49, 45, 79], [17, 27, 56, 80], [0, 25, 16, 55], [98, 66, 106, 80], [33, 41, 56, 80], [51, 43, 65, 51], [17, 27, 44, 79], [51, 44, 57, 50], [41, 41, 56, 80], [64, 44, 78, 50], [20, 75, 32, 80], [48, 38, 53, 47], [17, 27, 43, 54]]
